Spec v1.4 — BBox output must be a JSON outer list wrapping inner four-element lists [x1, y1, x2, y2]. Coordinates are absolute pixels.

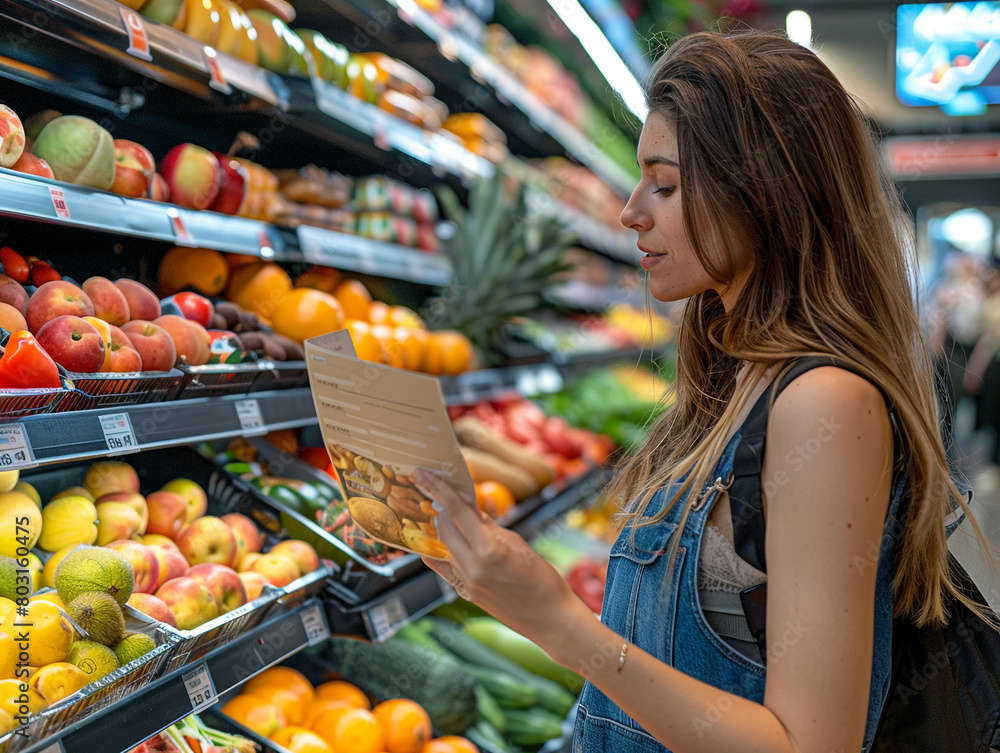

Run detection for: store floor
[[949, 399, 1000, 614]]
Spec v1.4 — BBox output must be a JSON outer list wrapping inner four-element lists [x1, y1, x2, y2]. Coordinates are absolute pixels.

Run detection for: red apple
[[238, 571, 269, 601], [158, 144, 220, 210], [127, 593, 178, 628], [160, 478, 207, 524], [106, 325, 143, 372], [147, 172, 170, 202], [121, 320, 177, 371], [170, 292, 214, 328], [82, 276, 130, 326], [25, 281, 95, 333], [221, 512, 263, 567], [150, 547, 189, 589], [106, 540, 160, 594], [145, 490, 188, 538], [249, 552, 300, 588], [111, 139, 155, 198], [268, 539, 320, 576], [155, 576, 219, 630], [153, 314, 206, 366], [207, 152, 247, 215], [98, 491, 148, 534], [177, 516, 238, 568], [11, 151, 54, 179], [0, 274, 28, 315], [140, 533, 182, 553], [35, 315, 105, 373], [114, 279, 160, 321], [186, 562, 247, 614], [0, 104, 25, 168], [84, 460, 140, 498]]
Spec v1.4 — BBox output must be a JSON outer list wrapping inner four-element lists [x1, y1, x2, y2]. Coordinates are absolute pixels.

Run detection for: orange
[[421, 738, 478, 753], [305, 698, 353, 726], [225, 261, 293, 320], [245, 684, 308, 726], [0, 303, 26, 334], [265, 428, 299, 455], [270, 727, 334, 753], [372, 699, 432, 753], [394, 327, 427, 371], [314, 680, 371, 710], [386, 305, 424, 329], [475, 481, 515, 518], [222, 694, 286, 737], [243, 666, 316, 707], [296, 266, 342, 293], [371, 324, 405, 369], [312, 706, 385, 753], [226, 252, 260, 269], [270, 287, 345, 344], [158, 246, 229, 296], [367, 300, 390, 324], [334, 279, 373, 320], [344, 319, 388, 364]]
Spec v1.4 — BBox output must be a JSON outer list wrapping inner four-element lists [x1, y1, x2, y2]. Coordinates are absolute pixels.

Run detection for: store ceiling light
[[786, 10, 812, 48], [544, 0, 649, 121]]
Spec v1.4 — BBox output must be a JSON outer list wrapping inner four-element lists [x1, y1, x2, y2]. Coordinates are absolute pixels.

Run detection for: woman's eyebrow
[[639, 155, 680, 168]]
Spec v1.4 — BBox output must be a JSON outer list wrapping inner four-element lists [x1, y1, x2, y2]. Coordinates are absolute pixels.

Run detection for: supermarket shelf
[[6, 388, 317, 470], [385, 0, 637, 198], [0, 0, 288, 107], [0, 170, 452, 285], [526, 188, 638, 264], [440, 347, 649, 405], [19, 600, 329, 753], [511, 465, 610, 540]]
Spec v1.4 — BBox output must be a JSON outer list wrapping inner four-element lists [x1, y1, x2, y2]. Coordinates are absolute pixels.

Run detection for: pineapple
[[424, 172, 576, 365]]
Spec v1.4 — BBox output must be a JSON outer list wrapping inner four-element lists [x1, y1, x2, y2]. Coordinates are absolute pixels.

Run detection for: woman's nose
[[620, 187, 650, 232]]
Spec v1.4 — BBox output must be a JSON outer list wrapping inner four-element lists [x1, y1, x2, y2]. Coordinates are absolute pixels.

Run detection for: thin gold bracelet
[[616, 642, 629, 672]]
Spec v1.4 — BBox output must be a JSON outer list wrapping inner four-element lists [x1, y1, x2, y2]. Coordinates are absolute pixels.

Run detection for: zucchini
[[502, 708, 565, 746], [463, 665, 536, 709], [465, 618, 585, 694], [260, 484, 304, 512], [466, 720, 514, 753], [427, 619, 576, 715], [322, 636, 477, 734], [475, 685, 507, 732]]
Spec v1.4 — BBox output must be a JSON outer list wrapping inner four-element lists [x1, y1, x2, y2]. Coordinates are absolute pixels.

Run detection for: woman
[[413, 30, 992, 752]]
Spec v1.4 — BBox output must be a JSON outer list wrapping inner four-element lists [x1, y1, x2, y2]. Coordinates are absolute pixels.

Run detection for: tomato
[[167, 291, 214, 327], [0, 246, 29, 283]]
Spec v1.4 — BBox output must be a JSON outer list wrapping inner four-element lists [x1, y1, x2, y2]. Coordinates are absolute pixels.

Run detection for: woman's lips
[[638, 246, 665, 270]]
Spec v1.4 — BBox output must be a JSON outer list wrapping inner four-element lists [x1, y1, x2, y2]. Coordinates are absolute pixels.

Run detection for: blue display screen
[[895, 3, 1000, 114]]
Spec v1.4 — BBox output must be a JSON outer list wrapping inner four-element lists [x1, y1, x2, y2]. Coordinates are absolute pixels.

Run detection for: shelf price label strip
[[182, 662, 217, 712], [364, 595, 408, 641], [301, 602, 330, 645], [0, 423, 36, 470], [235, 399, 265, 435], [100, 412, 138, 455]]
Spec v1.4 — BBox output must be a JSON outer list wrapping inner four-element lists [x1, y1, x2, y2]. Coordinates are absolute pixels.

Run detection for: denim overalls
[[573, 428, 906, 753]]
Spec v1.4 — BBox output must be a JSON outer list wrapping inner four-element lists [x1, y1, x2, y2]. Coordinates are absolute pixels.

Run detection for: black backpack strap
[[729, 356, 849, 573]]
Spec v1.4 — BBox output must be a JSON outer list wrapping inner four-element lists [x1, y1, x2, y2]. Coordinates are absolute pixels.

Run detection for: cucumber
[[463, 665, 536, 709], [502, 708, 565, 746], [261, 484, 304, 512], [465, 618, 585, 694], [466, 720, 514, 753], [475, 684, 507, 732], [322, 636, 477, 734], [427, 619, 576, 715]]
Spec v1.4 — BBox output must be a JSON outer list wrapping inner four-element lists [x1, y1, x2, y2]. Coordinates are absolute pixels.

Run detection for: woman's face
[[620, 113, 746, 310]]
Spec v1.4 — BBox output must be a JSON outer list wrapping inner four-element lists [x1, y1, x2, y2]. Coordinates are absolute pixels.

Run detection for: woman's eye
[[653, 186, 676, 196]]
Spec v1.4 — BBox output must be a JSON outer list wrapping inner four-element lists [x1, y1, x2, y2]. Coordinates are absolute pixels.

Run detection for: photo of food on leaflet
[[305, 330, 475, 559]]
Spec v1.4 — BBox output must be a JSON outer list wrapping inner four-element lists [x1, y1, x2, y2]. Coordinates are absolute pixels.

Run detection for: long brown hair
[[611, 29, 993, 627]]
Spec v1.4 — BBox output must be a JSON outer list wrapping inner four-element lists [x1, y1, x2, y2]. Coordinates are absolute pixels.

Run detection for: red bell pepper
[[0, 330, 61, 389]]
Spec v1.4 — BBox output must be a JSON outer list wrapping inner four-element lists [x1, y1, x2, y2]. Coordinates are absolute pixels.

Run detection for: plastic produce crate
[[0, 592, 176, 753], [53, 368, 186, 412], [0, 381, 72, 420], [248, 360, 310, 393], [199, 438, 425, 606], [174, 363, 264, 399]]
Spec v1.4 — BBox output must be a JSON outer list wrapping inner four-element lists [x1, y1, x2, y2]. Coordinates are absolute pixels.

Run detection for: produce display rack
[[14, 599, 330, 753]]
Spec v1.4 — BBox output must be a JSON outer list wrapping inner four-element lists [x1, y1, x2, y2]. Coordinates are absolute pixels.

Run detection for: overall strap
[[729, 356, 850, 573]]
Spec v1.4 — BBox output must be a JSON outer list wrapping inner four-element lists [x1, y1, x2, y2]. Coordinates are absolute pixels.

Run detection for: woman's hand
[[413, 468, 591, 655]]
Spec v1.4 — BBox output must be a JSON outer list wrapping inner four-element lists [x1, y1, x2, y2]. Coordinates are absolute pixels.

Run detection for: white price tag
[[100, 413, 138, 454], [48, 187, 70, 219], [301, 603, 330, 645], [182, 662, 216, 711], [0, 424, 35, 470], [235, 399, 265, 434], [366, 595, 407, 641]]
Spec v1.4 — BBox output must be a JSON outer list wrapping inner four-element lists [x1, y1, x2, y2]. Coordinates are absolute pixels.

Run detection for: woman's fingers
[[414, 468, 485, 547]]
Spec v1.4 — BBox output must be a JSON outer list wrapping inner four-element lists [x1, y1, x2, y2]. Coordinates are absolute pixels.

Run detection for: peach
[[82, 276, 130, 326], [35, 315, 105, 372], [0, 274, 28, 315], [11, 151, 54, 179], [145, 490, 188, 539], [153, 315, 206, 366], [106, 540, 160, 594], [238, 571, 269, 601], [84, 461, 140, 498], [268, 539, 321, 576], [186, 562, 247, 614], [114, 279, 160, 321], [150, 547, 188, 589], [26, 281, 94, 333], [95, 501, 143, 545], [111, 139, 155, 198], [221, 512, 263, 567], [249, 552, 300, 587], [155, 576, 219, 630], [0, 104, 25, 168], [106, 325, 143, 372], [127, 593, 178, 628], [158, 144, 220, 210], [121, 320, 177, 371], [160, 478, 207, 524], [97, 491, 148, 534], [140, 533, 181, 553], [0, 302, 27, 333], [177, 516, 238, 568]]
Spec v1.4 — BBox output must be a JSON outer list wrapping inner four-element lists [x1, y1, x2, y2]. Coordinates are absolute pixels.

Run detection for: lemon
[[0, 492, 41, 556]]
